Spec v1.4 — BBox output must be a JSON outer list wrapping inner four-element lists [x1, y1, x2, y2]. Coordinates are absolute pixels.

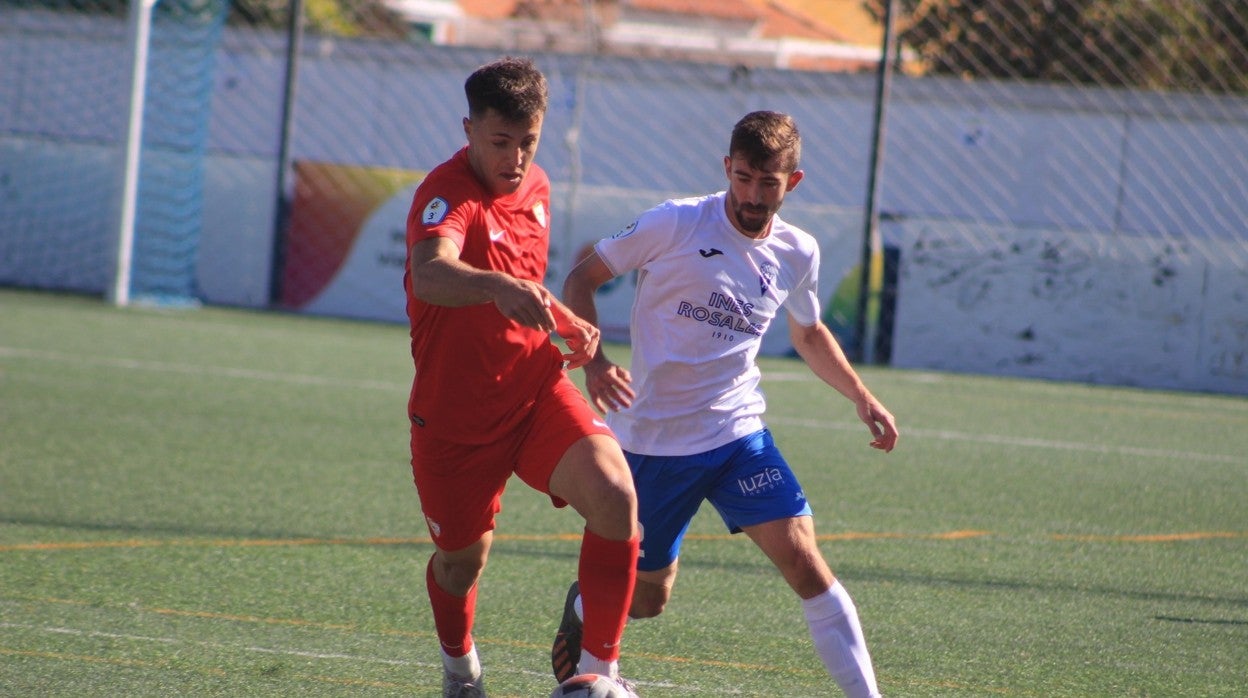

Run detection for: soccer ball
[[549, 673, 632, 697]]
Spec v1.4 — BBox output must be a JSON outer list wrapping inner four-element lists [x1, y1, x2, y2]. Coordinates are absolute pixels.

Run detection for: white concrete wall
[[891, 222, 1248, 393], [3, 17, 1245, 395]]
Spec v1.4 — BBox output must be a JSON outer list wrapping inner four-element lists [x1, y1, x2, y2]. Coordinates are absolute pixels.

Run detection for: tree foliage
[[3, 0, 405, 38], [230, 0, 405, 38], [863, 0, 1248, 94]]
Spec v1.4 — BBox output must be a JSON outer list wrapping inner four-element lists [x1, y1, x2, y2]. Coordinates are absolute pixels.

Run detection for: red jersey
[[403, 147, 563, 444]]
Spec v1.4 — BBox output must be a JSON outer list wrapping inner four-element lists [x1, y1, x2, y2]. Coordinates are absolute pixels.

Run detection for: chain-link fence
[[862, 1, 1248, 392], [3, 0, 1246, 392]]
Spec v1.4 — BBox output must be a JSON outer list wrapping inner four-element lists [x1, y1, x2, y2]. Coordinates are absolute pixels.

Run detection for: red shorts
[[410, 372, 614, 552]]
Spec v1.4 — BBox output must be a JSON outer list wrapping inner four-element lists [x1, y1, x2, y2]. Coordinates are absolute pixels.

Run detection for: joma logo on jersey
[[612, 220, 639, 239], [738, 467, 785, 495]]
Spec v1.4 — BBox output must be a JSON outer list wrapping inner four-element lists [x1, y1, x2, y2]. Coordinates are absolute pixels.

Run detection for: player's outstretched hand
[[492, 278, 558, 332], [584, 359, 634, 414], [550, 300, 600, 369], [858, 398, 899, 453]]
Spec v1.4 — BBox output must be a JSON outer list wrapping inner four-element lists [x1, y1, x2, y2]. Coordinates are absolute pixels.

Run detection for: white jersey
[[595, 191, 822, 456]]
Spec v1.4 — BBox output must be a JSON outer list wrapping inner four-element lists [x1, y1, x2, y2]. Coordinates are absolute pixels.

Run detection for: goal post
[[111, 0, 227, 308], [112, 0, 158, 307]]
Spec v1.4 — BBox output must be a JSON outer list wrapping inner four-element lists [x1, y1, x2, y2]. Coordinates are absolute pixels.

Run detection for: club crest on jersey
[[759, 261, 778, 296], [422, 196, 449, 225], [533, 202, 546, 228]]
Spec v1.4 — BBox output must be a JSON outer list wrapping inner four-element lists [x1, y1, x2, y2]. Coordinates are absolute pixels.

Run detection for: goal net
[[0, 0, 226, 305]]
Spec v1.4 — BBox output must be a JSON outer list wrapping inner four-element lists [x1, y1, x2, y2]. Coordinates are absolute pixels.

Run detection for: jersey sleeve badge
[[533, 201, 547, 228], [421, 196, 449, 226]]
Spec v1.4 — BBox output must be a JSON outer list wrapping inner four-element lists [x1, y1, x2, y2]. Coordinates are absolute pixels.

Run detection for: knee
[[578, 459, 638, 538], [432, 554, 486, 595], [629, 580, 670, 619], [596, 467, 637, 514], [446, 562, 484, 592], [785, 559, 836, 600], [588, 482, 638, 539], [586, 446, 636, 504], [553, 437, 638, 537], [629, 596, 666, 619]]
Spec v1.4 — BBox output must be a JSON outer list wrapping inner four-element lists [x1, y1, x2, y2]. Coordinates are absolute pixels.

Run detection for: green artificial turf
[[2, 289, 1245, 696]]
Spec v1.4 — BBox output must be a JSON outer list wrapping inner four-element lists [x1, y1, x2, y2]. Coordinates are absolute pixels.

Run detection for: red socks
[[426, 555, 476, 657], [426, 530, 638, 663], [577, 528, 640, 662]]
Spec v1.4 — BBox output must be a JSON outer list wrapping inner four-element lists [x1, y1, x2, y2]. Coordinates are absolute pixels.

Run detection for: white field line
[[767, 415, 1244, 465], [0, 346, 403, 392], [768, 368, 1248, 413], [5, 345, 1241, 465], [0, 620, 690, 691], [0, 620, 420, 666]]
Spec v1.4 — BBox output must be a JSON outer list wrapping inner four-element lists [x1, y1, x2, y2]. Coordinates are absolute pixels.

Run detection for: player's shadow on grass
[[497, 542, 1248, 611], [1154, 615, 1248, 626], [12, 516, 1247, 620]]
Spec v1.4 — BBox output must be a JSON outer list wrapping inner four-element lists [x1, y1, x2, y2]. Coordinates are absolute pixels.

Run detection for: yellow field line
[[1051, 531, 1245, 542], [0, 536, 430, 552], [2, 529, 1244, 553]]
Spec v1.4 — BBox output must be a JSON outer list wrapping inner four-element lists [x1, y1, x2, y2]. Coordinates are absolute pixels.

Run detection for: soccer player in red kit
[[403, 56, 641, 697]]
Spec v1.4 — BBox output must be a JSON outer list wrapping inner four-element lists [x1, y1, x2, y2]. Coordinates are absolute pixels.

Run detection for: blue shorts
[[626, 428, 813, 572]]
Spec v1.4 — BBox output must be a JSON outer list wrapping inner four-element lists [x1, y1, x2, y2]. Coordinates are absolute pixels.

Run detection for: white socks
[[578, 653, 619, 678], [441, 645, 481, 679], [571, 592, 621, 678], [801, 581, 881, 698], [568, 581, 879, 693]]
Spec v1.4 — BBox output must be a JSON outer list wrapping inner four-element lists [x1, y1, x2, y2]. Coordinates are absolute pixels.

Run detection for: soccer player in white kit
[[552, 111, 898, 698]]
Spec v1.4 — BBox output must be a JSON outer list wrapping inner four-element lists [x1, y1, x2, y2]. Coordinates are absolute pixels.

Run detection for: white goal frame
[[111, 0, 161, 306]]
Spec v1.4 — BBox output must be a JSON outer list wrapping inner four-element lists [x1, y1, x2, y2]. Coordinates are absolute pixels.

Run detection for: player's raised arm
[[788, 314, 899, 452], [561, 250, 612, 342], [409, 236, 557, 332], [562, 249, 635, 412]]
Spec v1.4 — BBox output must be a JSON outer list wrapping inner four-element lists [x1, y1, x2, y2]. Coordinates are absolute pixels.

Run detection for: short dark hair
[[464, 56, 549, 123], [729, 111, 801, 173]]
